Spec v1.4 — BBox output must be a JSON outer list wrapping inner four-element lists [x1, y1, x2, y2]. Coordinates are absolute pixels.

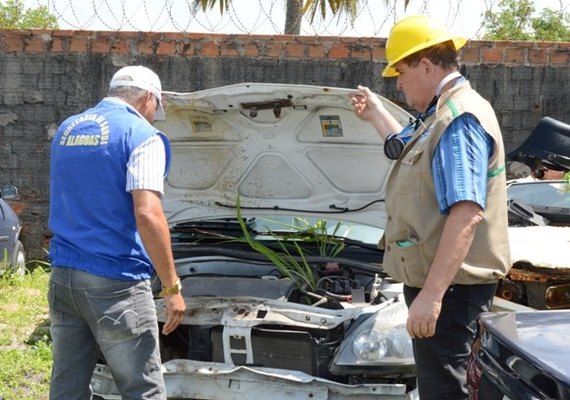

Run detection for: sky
[[24, 0, 570, 39]]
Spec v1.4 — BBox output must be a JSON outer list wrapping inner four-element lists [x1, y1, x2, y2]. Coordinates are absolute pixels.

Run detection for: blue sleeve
[[432, 113, 494, 214]]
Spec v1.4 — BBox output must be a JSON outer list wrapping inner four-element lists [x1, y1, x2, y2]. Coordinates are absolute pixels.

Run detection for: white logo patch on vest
[[59, 113, 110, 146]]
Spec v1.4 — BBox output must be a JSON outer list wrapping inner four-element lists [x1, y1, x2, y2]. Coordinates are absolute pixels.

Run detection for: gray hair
[[108, 86, 148, 103]]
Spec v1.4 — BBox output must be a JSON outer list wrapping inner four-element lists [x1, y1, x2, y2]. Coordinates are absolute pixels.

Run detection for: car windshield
[[249, 216, 384, 245], [507, 180, 570, 224], [507, 181, 570, 210], [171, 215, 385, 247]]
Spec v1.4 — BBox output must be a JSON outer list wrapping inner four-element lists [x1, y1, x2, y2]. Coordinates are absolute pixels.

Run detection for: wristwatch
[[159, 278, 182, 297]]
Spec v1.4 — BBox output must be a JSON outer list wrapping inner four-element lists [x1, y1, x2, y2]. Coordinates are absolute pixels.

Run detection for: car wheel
[[10, 240, 26, 276]]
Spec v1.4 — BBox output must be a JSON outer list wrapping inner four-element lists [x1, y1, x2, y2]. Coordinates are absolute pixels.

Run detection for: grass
[[0, 265, 51, 400]]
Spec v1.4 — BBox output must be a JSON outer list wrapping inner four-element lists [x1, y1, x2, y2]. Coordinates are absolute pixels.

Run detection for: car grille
[[211, 326, 340, 377]]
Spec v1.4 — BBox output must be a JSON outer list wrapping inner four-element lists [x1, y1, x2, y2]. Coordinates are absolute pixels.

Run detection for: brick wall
[[1, 30, 569, 260]]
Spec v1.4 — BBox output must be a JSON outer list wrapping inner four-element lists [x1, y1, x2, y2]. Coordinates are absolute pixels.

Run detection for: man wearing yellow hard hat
[[351, 15, 511, 399]]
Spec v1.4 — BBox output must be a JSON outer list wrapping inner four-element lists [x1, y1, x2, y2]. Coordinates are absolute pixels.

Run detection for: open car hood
[[155, 83, 412, 227]]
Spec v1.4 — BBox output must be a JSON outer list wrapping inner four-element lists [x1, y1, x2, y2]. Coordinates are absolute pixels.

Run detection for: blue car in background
[[0, 185, 26, 275]]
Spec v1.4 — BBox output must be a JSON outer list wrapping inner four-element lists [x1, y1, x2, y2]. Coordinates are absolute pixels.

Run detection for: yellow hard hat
[[382, 15, 467, 77]]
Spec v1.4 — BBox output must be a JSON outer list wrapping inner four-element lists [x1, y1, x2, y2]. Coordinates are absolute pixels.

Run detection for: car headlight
[[353, 330, 389, 360], [353, 325, 414, 360], [389, 325, 414, 358], [333, 296, 415, 366]]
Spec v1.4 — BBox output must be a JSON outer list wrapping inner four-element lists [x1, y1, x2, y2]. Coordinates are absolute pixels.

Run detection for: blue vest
[[49, 98, 171, 280]]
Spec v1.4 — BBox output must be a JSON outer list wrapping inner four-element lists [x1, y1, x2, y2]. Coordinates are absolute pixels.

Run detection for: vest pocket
[[384, 229, 426, 286]]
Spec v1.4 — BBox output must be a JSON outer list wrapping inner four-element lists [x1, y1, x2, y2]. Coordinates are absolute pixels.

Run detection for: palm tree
[[193, 0, 411, 35]]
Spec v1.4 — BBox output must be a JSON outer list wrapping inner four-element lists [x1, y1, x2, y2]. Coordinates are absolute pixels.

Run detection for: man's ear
[[420, 57, 434, 74]]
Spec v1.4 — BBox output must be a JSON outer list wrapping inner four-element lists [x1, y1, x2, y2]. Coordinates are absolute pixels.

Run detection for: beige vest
[[382, 81, 511, 287]]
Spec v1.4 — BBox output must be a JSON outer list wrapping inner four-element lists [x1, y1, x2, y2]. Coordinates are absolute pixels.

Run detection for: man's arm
[[406, 200, 484, 339], [132, 189, 186, 335]]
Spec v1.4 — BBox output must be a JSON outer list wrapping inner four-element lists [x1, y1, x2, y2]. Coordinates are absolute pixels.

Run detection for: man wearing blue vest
[[351, 16, 511, 399], [48, 65, 186, 399]]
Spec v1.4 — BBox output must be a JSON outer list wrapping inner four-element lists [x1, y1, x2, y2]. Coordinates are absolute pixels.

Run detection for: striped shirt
[[126, 135, 166, 195], [432, 113, 493, 214]]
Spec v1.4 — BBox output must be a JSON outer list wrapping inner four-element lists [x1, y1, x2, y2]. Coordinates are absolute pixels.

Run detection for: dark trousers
[[404, 283, 496, 400]]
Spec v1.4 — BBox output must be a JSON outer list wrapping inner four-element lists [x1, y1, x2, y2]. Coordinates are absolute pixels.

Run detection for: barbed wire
[[22, 0, 568, 38]]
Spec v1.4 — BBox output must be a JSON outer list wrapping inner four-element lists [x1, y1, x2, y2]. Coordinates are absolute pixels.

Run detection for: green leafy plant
[[234, 196, 348, 290], [279, 217, 346, 258], [1, 248, 7, 268], [482, 0, 570, 40], [0, 0, 58, 29], [561, 171, 570, 194], [0, 248, 22, 279], [235, 196, 317, 289]]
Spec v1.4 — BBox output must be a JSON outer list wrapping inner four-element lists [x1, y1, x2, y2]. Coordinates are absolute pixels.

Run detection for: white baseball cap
[[109, 65, 166, 120]]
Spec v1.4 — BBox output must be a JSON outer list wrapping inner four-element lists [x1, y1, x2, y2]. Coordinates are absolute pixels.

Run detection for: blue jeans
[[404, 283, 496, 400], [48, 267, 165, 400]]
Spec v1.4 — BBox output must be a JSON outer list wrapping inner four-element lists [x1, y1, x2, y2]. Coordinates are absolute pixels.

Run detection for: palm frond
[[192, 0, 232, 14]]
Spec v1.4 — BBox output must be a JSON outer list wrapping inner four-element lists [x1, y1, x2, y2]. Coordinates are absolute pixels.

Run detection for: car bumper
[[91, 360, 419, 400]]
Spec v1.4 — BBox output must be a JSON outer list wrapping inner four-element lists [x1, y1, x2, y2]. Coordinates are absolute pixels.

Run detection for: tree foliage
[[192, 0, 405, 34], [483, 0, 570, 41], [532, 8, 570, 41], [0, 0, 58, 29], [302, 0, 362, 25]]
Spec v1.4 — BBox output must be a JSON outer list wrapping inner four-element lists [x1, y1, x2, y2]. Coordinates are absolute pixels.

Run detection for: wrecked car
[[467, 309, 570, 400], [0, 185, 26, 276], [500, 116, 570, 310], [91, 83, 420, 399], [502, 178, 570, 309]]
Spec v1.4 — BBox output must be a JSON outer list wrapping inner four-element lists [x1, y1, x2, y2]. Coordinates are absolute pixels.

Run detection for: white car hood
[[156, 83, 411, 228], [509, 226, 570, 270]]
